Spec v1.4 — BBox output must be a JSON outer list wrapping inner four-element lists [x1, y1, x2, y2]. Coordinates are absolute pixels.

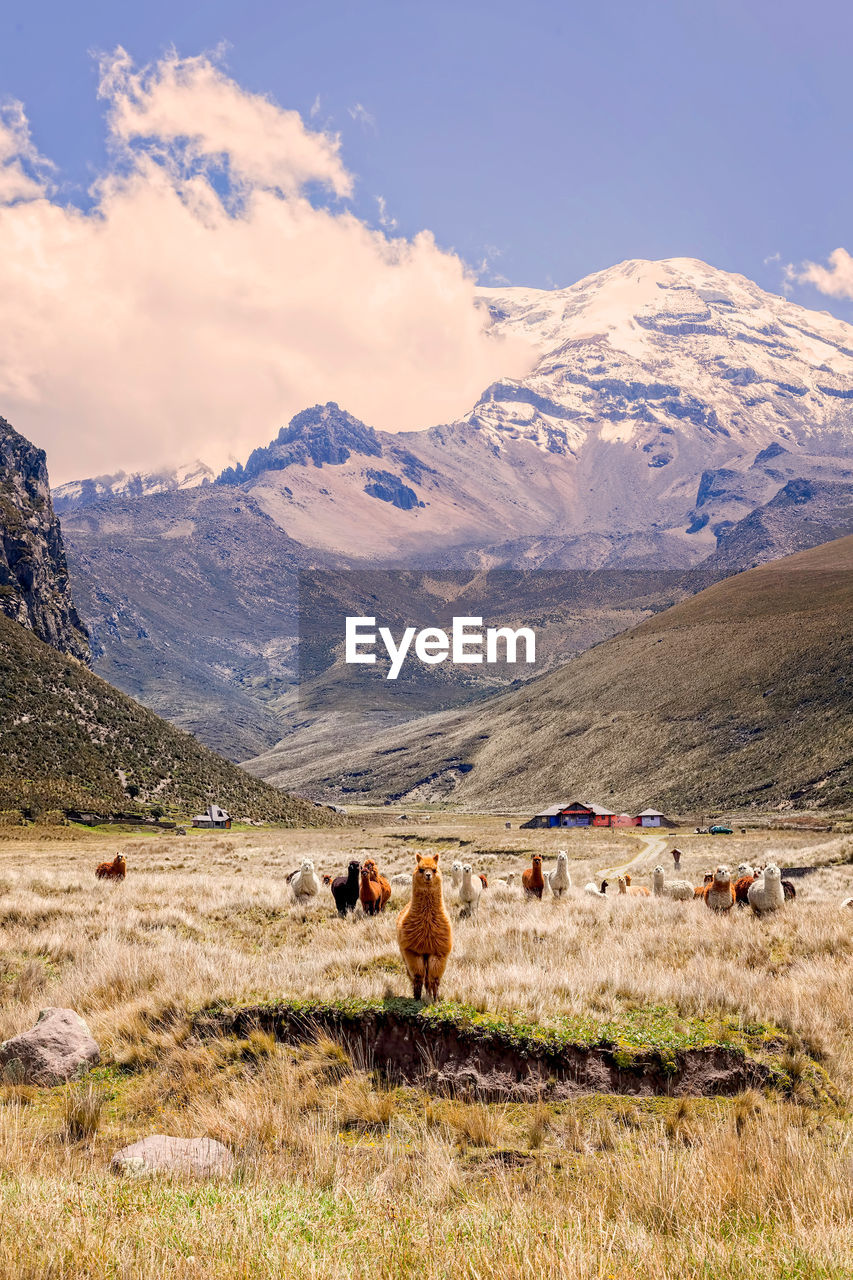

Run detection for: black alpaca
[[331, 860, 361, 917]]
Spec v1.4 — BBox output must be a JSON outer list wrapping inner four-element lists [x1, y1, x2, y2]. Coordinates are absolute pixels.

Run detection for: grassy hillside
[[0, 611, 341, 825], [248, 535, 853, 811]]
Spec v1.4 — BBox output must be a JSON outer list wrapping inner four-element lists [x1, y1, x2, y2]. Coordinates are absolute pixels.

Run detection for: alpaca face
[[764, 864, 781, 884], [348, 860, 360, 875], [532, 855, 542, 867], [301, 859, 314, 873], [462, 863, 472, 875], [557, 852, 568, 867], [416, 852, 440, 884], [654, 865, 664, 875], [713, 865, 731, 885]]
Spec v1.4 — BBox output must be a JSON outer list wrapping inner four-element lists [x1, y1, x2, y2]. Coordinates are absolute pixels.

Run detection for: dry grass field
[[0, 813, 851, 1279]]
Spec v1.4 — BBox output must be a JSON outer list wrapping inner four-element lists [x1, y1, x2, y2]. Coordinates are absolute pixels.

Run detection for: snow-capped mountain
[[472, 256, 853, 455], [58, 256, 853, 760], [52, 460, 215, 514], [210, 258, 853, 566]]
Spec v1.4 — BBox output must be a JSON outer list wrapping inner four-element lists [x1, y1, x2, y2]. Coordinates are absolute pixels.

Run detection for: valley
[[56, 258, 853, 770]]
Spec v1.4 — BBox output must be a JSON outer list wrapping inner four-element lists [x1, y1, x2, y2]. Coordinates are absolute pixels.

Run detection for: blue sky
[[2, 0, 851, 319]]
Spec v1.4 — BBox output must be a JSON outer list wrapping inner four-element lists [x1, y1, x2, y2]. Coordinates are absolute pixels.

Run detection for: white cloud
[[347, 102, 376, 131], [0, 50, 533, 483], [375, 195, 397, 231], [0, 101, 53, 202], [786, 247, 853, 300]]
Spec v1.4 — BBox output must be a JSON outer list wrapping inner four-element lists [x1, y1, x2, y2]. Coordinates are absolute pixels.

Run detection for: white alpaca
[[290, 859, 321, 904], [584, 879, 609, 896], [748, 864, 785, 916], [450, 860, 464, 890], [546, 852, 571, 898], [652, 865, 694, 901], [459, 864, 483, 917], [504, 871, 518, 888]]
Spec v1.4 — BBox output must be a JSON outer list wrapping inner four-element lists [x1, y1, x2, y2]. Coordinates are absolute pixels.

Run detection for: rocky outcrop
[[0, 1007, 99, 1084], [111, 1135, 234, 1177], [218, 402, 383, 483], [707, 478, 853, 572], [0, 416, 89, 660]]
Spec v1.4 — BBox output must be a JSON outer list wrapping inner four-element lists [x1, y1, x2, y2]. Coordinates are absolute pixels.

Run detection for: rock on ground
[[0, 1007, 99, 1085], [110, 1136, 234, 1178]]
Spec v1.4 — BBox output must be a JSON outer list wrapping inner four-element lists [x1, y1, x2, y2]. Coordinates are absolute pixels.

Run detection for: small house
[[522, 801, 619, 829], [191, 804, 232, 830], [636, 809, 666, 828], [522, 804, 571, 829]]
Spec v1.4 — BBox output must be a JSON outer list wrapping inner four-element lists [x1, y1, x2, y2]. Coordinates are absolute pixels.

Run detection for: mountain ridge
[[245, 535, 853, 812], [0, 415, 89, 660]]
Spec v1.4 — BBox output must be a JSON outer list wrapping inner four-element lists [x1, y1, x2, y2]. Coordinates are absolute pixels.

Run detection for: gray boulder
[[0, 1007, 99, 1084], [111, 1135, 234, 1178]]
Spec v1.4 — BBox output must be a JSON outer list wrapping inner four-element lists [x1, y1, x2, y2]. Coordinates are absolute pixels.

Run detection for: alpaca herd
[[279, 851, 814, 922], [91, 846, 849, 922]]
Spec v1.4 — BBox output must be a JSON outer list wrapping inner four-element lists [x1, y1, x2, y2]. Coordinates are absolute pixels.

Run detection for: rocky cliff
[[0, 415, 89, 660]]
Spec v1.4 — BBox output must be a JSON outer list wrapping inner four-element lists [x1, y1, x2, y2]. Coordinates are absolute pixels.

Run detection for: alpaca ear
[[433, 851, 440, 863], [416, 853, 424, 866]]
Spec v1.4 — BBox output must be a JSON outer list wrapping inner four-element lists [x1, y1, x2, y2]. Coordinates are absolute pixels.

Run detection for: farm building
[[523, 801, 618, 829], [191, 804, 232, 830], [523, 802, 669, 830]]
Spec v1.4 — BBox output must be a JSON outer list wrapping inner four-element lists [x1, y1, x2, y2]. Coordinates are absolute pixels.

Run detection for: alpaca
[[734, 874, 755, 906], [694, 872, 714, 898], [360, 858, 391, 915], [522, 855, 545, 899], [331, 860, 360, 917], [584, 879, 609, 896], [702, 866, 735, 912], [458, 864, 482, 917], [450, 861, 464, 890], [652, 866, 693, 901], [748, 864, 785, 916], [618, 875, 650, 898], [396, 852, 452, 1002], [736, 862, 755, 879], [504, 871, 518, 888], [546, 852, 571, 898], [290, 859, 321, 904], [96, 853, 126, 881]]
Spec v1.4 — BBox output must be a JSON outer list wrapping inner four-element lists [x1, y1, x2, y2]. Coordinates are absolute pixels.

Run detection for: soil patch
[[193, 998, 795, 1102]]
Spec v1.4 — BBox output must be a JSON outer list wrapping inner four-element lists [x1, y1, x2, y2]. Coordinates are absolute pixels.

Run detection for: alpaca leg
[[401, 948, 426, 1000], [425, 952, 448, 1002]]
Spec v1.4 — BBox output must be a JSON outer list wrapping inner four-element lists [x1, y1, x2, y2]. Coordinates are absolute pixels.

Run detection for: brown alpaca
[[396, 852, 452, 1002], [694, 873, 713, 898], [618, 875, 650, 897], [360, 858, 391, 916], [734, 874, 755, 905], [96, 853, 126, 881], [702, 866, 735, 911], [522, 855, 545, 899]]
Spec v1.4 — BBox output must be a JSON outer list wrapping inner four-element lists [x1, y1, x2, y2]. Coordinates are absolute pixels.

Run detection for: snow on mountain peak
[[471, 257, 853, 456]]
